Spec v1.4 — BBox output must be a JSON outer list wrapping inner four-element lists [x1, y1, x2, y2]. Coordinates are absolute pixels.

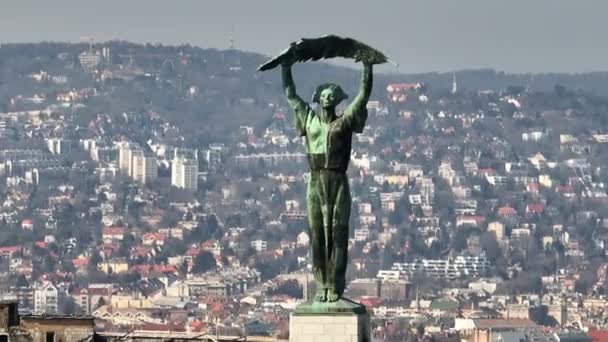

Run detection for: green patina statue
[[282, 63, 371, 303], [259, 36, 387, 306]]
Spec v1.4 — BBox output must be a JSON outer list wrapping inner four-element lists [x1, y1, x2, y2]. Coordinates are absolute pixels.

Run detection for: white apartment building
[[34, 282, 59, 314], [131, 154, 157, 184], [47, 138, 71, 155], [389, 255, 490, 280], [380, 192, 403, 213], [377, 270, 401, 281], [117, 142, 131, 174], [354, 228, 370, 242], [128, 149, 143, 178], [438, 161, 457, 186], [78, 50, 102, 70], [419, 177, 435, 206], [205, 149, 222, 169], [488, 221, 506, 240], [359, 214, 377, 226], [171, 157, 198, 191], [234, 152, 306, 167], [251, 240, 268, 252], [358, 202, 372, 215], [374, 304, 411, 317], [173, 147, 198, 160]]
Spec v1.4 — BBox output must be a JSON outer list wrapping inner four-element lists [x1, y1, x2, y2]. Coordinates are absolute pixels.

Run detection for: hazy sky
[[1, 0, 607, 73]]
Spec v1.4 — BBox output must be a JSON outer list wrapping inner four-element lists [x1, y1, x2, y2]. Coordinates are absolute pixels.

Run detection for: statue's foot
[[326, 288, 339, 302], [314, 289, 327, 302]]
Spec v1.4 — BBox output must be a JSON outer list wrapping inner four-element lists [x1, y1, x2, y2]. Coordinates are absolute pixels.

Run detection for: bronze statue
[[259, 35, 387, 304]]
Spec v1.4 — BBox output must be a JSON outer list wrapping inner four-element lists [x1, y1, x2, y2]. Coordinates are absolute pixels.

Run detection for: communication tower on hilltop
[[226, 29, 241, 71], [451, 72, 458, 94]]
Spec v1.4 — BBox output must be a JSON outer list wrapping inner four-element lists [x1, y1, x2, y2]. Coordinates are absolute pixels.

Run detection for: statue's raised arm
[[281, 62, 309, 137], [343, 63, 373, 133]]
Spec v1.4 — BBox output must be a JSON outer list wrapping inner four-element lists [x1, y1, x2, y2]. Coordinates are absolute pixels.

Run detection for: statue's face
[[319, 88, 339, 109]]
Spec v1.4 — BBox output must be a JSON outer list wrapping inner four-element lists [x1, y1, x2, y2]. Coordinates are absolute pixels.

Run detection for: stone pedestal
[[289, 298, 371, 342]]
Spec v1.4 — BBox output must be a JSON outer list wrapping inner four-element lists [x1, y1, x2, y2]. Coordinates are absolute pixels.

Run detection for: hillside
[[0, 42, 607, 142]]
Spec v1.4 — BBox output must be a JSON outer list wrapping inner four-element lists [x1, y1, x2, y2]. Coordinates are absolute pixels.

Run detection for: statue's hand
[[357, 49, 382, 66], [363, 56, 378, 67]]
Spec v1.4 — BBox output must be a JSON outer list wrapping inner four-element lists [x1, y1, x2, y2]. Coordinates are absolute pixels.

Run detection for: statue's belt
[[307, 153, 348, 173]]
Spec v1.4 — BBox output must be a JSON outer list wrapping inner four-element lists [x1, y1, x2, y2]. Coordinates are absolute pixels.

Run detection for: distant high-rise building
[[251, 240, 267, 252], [46, 138, 71, 155], [25, 169, 39, 185], [547, 303, 568, 326], [438, 161, 456, 186], [205, 149, 222, 170], [101, 47, 111, 64], [171, 157, 198, 191], [12, 286, 34, 312], [34, 282, 59, 315], [488, 221, 506, 240], [419, 177, 435, 207], [78, 51, 102, 70], [0, 118, 13, 139], [131, 154, 157, 184], [173, 147, 198, 160], [128, 149, 144, 178], [118, 143, 131, 174], [80, 139, 96, 152]]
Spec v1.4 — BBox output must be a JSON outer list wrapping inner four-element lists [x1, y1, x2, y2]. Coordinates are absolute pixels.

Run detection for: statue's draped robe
[[289, 97, 367, 296]]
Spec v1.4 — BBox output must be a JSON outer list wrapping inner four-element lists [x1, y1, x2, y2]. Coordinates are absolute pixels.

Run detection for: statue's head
[[312, 83, 348, 110]]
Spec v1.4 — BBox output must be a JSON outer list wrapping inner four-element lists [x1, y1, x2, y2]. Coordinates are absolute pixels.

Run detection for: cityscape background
[[0, 2, 607, 342]]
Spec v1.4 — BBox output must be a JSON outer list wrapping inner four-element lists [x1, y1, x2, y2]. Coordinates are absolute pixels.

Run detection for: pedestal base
[[289, 299, 370, 342]]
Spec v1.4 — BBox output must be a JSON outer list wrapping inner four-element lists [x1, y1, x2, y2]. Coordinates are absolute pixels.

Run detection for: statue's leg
[[320, 171, 336, 302], [307, 172, 327, 302], [327, 174, 351, 301], [319, 172, 333, 301]]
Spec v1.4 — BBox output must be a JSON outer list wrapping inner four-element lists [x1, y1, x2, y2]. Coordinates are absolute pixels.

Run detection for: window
[[46, 332, 55, 342]]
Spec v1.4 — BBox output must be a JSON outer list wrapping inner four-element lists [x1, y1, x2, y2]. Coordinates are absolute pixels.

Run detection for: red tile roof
[[102, 227, 125, 236], [0, 246, 20, 255], [387, 83, 418, 92], [186, 247, 201, 256], [497, 206, 517, 216], [72, 257, 89, 268], [527, 183, 539, 192], [131, 246, 153, 257], [272, 112, 286, 120], [142, 232, 166, 241], [526, 203, 545, 214], [88, 287, 112, 296], [71, 288, 88, 295], [589, 329, 608, 342], [130, 264, 178, 275], [456, 215, 486, 224], [359, 297, 383, 308], [557, 185, 574, 193]]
